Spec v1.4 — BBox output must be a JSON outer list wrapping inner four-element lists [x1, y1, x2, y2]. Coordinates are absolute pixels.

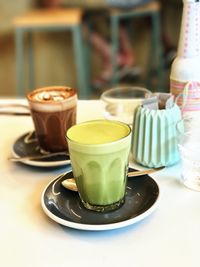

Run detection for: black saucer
[[12, 131, 70, 167], [41, 169, 160, 231]]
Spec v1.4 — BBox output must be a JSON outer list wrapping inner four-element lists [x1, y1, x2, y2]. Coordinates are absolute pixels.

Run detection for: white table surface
[[0, 98, 200, 267]]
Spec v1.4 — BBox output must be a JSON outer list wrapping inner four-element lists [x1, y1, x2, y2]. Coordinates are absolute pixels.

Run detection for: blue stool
[[110, 1, 164, 91], [14, 8, 89, 99]]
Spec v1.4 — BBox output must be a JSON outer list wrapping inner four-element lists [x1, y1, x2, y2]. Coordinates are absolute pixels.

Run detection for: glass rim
[[100, 86, 152, 101], [66, 119, 132, 147]]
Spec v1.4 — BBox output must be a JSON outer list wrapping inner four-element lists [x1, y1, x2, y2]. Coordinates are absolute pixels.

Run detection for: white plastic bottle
[[170, 0, 200, 115]]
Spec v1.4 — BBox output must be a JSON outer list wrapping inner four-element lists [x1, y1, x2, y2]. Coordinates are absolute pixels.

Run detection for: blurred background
[[0, 0, 182, 98]]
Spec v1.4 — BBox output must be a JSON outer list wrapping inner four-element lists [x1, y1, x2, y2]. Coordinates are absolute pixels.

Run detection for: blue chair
[[14, 8, 90, 99], [109, 1, 165, 91]]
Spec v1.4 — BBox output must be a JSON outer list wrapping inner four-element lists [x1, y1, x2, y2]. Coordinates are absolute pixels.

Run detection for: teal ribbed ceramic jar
[[132, 103, 181, 168]]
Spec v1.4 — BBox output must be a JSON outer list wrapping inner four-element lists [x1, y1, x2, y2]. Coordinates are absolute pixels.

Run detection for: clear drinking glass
[[100, 86, 152, 125], [177, 116, 200, 191], [27, 86, 77, 152], [66, 120, 131, 212]]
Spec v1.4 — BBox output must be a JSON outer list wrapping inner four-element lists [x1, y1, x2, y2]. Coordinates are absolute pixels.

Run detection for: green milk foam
[[67, 120, 130, 144]]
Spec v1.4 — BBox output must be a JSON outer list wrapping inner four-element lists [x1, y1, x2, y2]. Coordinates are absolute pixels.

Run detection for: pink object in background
[[171, 80, 200, 113], [170, 0, 200, 114]]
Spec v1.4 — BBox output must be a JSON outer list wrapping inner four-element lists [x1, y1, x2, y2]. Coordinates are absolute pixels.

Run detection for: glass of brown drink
[[27, 86, 77, 153]]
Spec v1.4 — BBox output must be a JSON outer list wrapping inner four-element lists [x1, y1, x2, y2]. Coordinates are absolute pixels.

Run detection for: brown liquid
[[30, 105, 76, 152]]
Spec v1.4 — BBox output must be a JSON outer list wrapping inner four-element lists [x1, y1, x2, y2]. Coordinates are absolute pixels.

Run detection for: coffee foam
[[27, 87, 77, 112]]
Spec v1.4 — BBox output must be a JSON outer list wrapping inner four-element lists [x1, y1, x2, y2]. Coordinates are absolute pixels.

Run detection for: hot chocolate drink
[[27, 86, 77, 152]]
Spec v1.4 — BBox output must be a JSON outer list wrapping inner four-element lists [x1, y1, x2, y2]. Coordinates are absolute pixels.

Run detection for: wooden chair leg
[[15, 28, 25, 96], [110, 16, 120, 86], [27, 31, 35, 91], [73, 25, 90, 99], [151, 11, 165, 91]]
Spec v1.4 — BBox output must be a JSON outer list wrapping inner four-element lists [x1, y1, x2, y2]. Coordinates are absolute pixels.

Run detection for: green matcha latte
[[66, 120, 131, 212]]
